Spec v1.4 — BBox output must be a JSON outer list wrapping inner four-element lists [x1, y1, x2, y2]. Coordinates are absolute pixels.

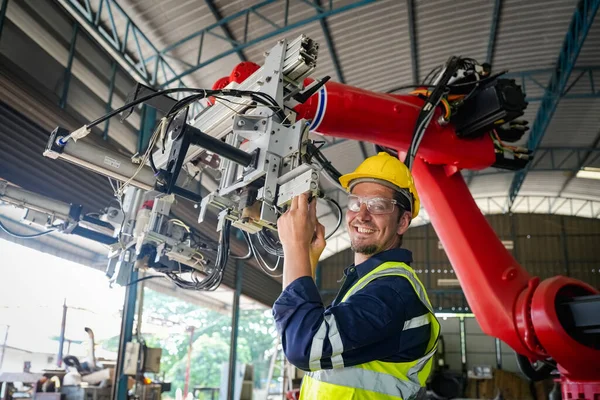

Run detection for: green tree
[[135, 288, 278, 398]]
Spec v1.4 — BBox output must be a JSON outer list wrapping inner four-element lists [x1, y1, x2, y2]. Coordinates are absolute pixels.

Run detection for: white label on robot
[[104, 156, 121, 169]]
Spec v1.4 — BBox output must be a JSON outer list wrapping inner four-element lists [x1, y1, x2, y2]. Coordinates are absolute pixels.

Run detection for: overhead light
[[576, 167, 600, 180], [437, 279, 461, 287]]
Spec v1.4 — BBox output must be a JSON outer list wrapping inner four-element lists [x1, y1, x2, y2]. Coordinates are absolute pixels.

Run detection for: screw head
[[237, 120, 246, 126]]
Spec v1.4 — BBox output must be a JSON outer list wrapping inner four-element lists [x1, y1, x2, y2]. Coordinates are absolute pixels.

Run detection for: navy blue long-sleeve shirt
[[272, 248, 431, 371]]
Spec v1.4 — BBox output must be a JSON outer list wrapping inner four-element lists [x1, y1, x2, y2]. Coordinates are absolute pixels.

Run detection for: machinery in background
[[0, 34, 596, 398]]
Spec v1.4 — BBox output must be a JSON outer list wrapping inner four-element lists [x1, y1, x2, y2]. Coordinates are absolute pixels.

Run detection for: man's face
[[346, 182, 411, 256]]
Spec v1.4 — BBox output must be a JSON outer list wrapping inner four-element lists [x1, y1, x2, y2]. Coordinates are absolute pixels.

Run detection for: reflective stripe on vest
[[302, 261, 440, 400]]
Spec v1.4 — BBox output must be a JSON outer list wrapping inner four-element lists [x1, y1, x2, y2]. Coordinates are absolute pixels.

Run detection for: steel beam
[[315, 0, 345, 83], [160, 0, 378, 87], [0, 0, 8, 42], [60, 23, 79, 109], [57, 0, 187, 89], [406, 0, 419, 84], [486, 0, 503, 65], [204, 0, 247, 62], [103, 61, 117, 140], [549, 131, 600, 210], [507, 0, 600, 210]]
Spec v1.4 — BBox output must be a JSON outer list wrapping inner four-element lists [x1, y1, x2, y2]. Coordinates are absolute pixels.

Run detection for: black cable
[[323, 197, 342, 240], [86, 88, 286, 130], [231, 227, 252, 260], [0, 218, 56, 239], [126, 275, 164, 286]]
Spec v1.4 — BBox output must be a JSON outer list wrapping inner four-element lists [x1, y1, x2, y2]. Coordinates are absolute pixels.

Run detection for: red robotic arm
[[223, 63, 600, 397]]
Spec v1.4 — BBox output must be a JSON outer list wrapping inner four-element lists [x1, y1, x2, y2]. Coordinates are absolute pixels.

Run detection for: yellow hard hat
[[339, 152, 420, 218]]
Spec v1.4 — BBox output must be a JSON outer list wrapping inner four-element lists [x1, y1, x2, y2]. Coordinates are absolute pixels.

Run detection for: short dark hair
[[393, 189, 412, 218]]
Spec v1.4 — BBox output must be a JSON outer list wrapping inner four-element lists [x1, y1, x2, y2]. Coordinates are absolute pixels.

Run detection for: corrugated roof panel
[[519, 171, 570, 196], [576, 11, 600, 67], [327, 0, 412, 90], [416, 0, 490, 80], [469, 172, 513, 197], [531, 148, 585, 170], [493, 0, 578, 71], [562, 177, 600, 201], [541, 98, 600, 147], [321, 139, 365, 173]]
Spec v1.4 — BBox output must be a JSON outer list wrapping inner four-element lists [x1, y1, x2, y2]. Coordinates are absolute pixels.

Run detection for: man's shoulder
[[364, 275, 429, 316]]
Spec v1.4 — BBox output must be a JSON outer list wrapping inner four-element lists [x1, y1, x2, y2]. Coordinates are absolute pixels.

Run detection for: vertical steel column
[[0, 0, 9, 42], [113, 187, 144, 400], [57, 299, 68, 367], [459, 317, 467, 374], [114, 268, 139, 400], [60, 23, 79, 109], [0, 325, 9, 370], [104, 62, 118, 140], [495, 338, 503, 369], [227, 260, 243, 400], [510, 213, 519, 261], [560, 216, 571, 276]]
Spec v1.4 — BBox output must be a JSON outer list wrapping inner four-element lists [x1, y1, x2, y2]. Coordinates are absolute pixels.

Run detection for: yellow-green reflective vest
[[299, 261, 440, 400]]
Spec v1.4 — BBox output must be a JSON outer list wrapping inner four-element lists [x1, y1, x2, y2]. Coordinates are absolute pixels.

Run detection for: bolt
[[266, 76, 272, 83], [265, 159, 269, 164], [266, 190, 273, 198], [237, 120, 246, 127], [254, 126, 258, 130], [262, 120, 267, 125], [271, 130, 275, 135]]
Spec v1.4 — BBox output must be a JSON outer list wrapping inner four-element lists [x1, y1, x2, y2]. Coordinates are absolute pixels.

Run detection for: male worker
[[273, 152, 440, 399]]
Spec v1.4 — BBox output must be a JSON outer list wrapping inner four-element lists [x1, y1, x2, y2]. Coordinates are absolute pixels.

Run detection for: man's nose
[[356, 203, 371, 220]]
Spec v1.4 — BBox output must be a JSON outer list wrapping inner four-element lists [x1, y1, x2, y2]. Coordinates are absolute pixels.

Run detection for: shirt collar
[[348, 248, 413, 279]]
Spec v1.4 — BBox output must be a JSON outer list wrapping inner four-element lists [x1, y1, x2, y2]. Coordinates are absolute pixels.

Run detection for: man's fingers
[[289, 194, 299, 211], [297, 192, 309, 213], [316, 222, 325, 239], [308, 195, 317, 220]]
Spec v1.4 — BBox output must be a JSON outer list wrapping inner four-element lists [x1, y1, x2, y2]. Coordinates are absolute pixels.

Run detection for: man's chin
[[350, 242, 379, 255]]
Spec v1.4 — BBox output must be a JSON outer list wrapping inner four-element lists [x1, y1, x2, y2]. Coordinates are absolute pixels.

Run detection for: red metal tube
[[411, 158, 535, 356], [295, 81, 497, 170]]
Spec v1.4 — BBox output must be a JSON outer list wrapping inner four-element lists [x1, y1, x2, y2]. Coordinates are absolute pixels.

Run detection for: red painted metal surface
[[229, 61, 260, 84], [530, 277, 600, 380], [222, 64, 600, 394], [412, 158, 535, 357], [294, 81, 496, 170]]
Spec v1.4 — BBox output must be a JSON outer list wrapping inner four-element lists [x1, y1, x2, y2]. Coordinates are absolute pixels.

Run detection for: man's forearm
[[282, 245, 313, 288]]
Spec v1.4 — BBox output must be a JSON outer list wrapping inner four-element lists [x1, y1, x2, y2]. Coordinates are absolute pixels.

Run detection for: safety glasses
[[347, 195, 398, 215]]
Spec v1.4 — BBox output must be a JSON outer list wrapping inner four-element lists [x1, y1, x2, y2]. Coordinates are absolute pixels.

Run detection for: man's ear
[[396, 211, 411, 236]]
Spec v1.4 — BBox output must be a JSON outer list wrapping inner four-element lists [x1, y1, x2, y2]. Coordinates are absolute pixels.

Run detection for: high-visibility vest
[[299, 261, 440, 400]]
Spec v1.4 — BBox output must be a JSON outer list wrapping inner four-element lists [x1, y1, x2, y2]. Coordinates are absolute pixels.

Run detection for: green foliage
[[139, 288, 278, 398]]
